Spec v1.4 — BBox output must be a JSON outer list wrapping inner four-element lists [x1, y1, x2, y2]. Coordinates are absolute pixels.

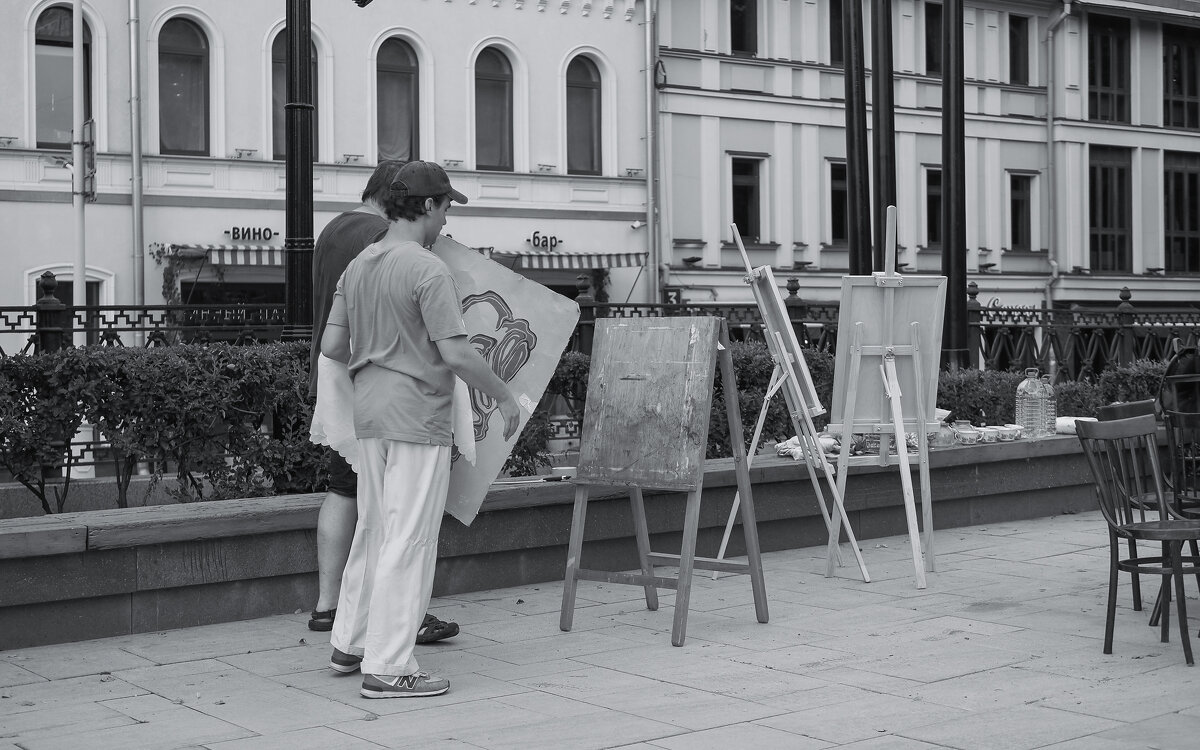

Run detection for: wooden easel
[[713, 225, 870, 582], [559, 317, 769, 646], [826, 207, 946, 589]]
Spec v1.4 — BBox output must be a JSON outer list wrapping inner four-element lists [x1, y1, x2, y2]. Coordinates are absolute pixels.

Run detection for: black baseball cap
[[391, 160, 468, 204]]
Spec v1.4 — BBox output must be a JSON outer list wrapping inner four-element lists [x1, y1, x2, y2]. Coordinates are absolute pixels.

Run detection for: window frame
[[1008, 172, 1035, 252], [1088, 145, 1133, 273], [1088, 14, 1131, 124], [157, 17, 210, 157], [1164, 150, 1200, 274], [925, 166, 943, 248], [34, 5, 92, 150], [565, 55, 602, 176], [730, 155, 763, 244], [271, 31, 319, 162], [925, 2, 943, 78], [376, 36, 420, 163], [1008, 14, 1030, 86], [474, 46, 515, 172], [730, 0, 758, 58], [829, 160, 849, 245], [1163, 23, 1200, 131], [830, 0, 844, 68]]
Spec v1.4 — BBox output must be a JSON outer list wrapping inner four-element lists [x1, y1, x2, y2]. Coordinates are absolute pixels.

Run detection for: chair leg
[[1171, 542, 1194, 666], [1191, 539, 1200, 597], [1105, 539, 1119, 655], [1129, 538, 1142, 611], [1161, 545, 1173, 645]]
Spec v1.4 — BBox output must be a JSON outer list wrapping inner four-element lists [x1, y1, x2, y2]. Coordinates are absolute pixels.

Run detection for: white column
[[772, 121, 793, 268], [700, 115, 723, 267]]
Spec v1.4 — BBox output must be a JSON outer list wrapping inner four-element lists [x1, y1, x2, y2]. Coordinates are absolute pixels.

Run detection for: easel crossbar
[[573, 568, 680, 590], [647, 552, 751, 573]]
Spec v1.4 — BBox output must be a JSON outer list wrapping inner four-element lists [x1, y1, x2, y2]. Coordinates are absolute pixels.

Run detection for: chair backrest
[[1160, 346, 1200, 414], [1097, 399, 1157, 422], [1076, 414, 1168, 530], [1164, 409, 1200, 508]]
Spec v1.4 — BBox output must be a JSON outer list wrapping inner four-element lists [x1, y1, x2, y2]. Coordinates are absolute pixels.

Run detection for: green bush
[[1097, 359, 1167, 405]]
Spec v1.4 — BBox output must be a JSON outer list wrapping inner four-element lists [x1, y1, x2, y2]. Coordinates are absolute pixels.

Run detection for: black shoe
[[308, 608, 335, 632], [329, 647, 362, 674]]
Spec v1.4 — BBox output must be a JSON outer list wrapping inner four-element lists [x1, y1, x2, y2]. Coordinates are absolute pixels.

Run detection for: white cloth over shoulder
[[310, 354, 476, 470]]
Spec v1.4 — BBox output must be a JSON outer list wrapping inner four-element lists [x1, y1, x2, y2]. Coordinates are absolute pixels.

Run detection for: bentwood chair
[[1164, 409, 1200, 522], [1076, 414, 1200, 665], [1096, 399, 1160, 611]]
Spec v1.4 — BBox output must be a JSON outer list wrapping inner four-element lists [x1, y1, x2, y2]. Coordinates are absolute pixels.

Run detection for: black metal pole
[[871, 0, 897, 272], [940, 0, 968, 368], [843, 0, 872, 275], [284, 0, 314, 333]]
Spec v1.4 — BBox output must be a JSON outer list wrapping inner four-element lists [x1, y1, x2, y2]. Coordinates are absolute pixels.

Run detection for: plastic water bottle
[[1015, 368, 1048, 438], [1041, 374, 1057, 437]]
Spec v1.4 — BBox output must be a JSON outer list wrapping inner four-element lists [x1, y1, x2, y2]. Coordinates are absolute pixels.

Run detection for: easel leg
[[918, 447, 936, 573], [736, 473, 769, 624], [560, 484, 591, 632], [672, 488, 703, 646], [628, 487, 659, 611], [882, 356, 928, 589], [828, 324, 864, 577], [908, 322, 936, 573]]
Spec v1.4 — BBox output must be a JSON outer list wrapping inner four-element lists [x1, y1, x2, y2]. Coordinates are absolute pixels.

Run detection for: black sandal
[[416, 612, 459, 644], [307, 608, 336, 632]]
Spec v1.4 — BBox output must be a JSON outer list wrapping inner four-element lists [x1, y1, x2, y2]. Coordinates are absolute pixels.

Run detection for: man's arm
[[435, 335, 521, 440], [321, 291, 351, 364]]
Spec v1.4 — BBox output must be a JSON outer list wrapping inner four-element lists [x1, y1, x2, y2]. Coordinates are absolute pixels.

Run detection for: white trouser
[[331, 438, 450, 677]]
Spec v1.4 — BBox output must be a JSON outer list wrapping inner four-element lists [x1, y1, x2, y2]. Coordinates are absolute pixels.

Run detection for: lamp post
[[842, 0, 872, 275], [283, 0, 315, 334], [940, 0, 968, 369]]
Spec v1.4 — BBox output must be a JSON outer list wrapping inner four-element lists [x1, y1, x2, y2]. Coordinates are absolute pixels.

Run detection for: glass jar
[[933, 421, 956, 448]]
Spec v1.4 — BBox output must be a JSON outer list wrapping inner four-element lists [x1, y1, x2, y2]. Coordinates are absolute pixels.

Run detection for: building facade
[[3, 0, 1199, 331], [656, 0, 1200, 310], [0, 0, 650, 320]]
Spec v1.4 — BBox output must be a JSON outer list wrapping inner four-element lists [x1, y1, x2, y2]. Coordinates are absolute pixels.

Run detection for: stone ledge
[[0, 436, 1097, 650]]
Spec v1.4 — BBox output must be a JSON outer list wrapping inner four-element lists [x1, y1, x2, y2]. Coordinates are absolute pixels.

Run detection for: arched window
[[272, 33, 318, 161], [377, 38, 419, 162], [35, 5, 91, 149], [475, 47, 513, 171], [158, 18, 209, 155], [566, 56, 601, 175]]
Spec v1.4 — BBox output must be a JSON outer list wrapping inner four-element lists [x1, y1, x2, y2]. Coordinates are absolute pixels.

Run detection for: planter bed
[[0, 435, 1096, 650]]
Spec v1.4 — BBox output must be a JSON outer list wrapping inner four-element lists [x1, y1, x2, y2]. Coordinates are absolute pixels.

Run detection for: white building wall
[[0, 0, 650, 313]]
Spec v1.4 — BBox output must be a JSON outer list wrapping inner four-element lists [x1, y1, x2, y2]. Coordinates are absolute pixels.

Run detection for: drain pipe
[[129, 0, 145, 310], [1044, 1, 1072, 304], [643, 0, 661, 303]]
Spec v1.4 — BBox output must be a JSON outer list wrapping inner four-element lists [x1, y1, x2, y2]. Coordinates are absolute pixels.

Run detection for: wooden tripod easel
[[713, 226, 870, 582], [559, 317, 769, 646], [826, 207, 946, 588]]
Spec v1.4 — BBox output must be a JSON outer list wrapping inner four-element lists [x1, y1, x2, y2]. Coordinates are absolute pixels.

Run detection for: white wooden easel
[[825, 207, 944, 589], [714, 225, 870, 583]]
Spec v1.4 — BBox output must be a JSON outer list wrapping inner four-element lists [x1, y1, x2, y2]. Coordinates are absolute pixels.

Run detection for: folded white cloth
[[310, 354, 476, 471], [1057, 416, 1096, 435]]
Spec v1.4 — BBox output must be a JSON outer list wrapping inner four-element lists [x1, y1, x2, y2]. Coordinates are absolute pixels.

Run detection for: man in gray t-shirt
[[321, 161, 519, 699]]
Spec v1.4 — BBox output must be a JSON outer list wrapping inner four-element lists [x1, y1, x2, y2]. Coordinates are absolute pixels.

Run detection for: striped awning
[[491, 251, 648, 270], [167, 244, 284, 266]]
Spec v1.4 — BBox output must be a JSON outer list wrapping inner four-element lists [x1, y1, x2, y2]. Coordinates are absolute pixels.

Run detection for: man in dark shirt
[[307, 160, 458, 645]]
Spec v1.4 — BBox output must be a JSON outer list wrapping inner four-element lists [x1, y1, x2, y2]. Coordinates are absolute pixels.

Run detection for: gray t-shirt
[[327, 238, 466, 445]]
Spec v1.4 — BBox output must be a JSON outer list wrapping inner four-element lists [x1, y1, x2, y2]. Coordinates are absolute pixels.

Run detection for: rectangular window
[[926, 168, 942, 247], [1009, 173, 1034, 251], [731, 0, 758, 57], [1165, 151, 1200, 273], [1164, 24, 1200, 130], [830, 0, 844, 68], [731, 157, 761, 243], [1009, 15, 1029, 85], [1089, 146, 1132, 272], [1088, 15, 1130, 123], [830, 161, 848, 243], [925, 2, 943, 77]]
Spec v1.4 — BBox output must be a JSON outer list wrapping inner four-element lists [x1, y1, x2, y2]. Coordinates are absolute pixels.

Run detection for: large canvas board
[[827, 275, 946, 436], [575, 317, 720, 491], [432, 236, 580, 524]]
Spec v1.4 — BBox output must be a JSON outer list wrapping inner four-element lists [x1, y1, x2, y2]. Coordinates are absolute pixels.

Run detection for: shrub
[[1096, 359, 1166, 405], [934, 368, 1025, 426]]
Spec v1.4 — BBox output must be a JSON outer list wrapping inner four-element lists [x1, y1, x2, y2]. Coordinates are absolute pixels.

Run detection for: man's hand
[[497, 394, 521, 441]]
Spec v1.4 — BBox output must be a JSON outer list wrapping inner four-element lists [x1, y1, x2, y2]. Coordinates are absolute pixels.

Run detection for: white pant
[[330, 438, 450, 677]]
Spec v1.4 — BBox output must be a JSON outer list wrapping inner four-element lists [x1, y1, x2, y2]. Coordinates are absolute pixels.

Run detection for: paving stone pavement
[[4, 510, 1200, 750]]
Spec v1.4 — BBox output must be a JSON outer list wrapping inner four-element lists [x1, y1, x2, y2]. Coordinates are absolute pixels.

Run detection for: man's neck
[[385, 219, 430, 247], [354, 202, 387, 219]]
